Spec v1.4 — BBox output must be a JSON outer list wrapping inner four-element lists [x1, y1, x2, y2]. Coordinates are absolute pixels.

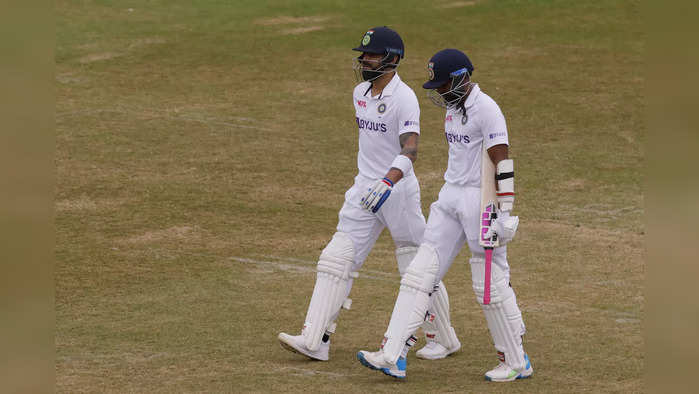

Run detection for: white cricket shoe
[[485, 354, 533, 382], [278, 332, 329, 361], [357, 350, 406, 379], [415, 335, 461, 360]]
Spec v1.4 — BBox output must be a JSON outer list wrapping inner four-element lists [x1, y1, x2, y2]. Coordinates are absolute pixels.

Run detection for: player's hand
[[484, 211, 519, 244], [360, 178, 393, 213]]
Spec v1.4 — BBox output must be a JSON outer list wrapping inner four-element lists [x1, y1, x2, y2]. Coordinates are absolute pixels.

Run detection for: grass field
[[56, 0, 643, 392]]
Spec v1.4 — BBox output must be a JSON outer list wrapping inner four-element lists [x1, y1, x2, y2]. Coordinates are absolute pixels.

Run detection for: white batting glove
[[360, 178, 393, 213], [484, 211, 519, 245]]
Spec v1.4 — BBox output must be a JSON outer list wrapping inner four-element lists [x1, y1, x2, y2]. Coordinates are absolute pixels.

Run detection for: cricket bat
[[479, 142, 499, 305]]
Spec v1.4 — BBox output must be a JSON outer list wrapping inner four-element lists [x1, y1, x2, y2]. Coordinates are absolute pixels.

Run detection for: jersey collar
[[364, 73, 401, 99], [463, 83, 481, 109]]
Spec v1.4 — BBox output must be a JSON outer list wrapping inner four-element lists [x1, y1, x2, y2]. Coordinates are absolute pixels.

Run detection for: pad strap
[[496, 159, 515, 212]]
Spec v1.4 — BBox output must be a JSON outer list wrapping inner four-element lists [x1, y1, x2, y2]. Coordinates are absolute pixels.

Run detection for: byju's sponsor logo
[[445, 132, 470, 144], [404, 120, 419, 127], [357, 117, 387, 132], [489, 131, 507, 139]]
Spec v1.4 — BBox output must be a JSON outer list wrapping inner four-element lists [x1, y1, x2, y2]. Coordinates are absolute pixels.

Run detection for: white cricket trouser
[[423, 182, 510, 281], [337, 173, 426, 271]]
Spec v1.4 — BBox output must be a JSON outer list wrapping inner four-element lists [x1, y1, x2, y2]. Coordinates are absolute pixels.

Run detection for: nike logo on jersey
[[445, 132, 470, 144], [357, 117, 387, 133]]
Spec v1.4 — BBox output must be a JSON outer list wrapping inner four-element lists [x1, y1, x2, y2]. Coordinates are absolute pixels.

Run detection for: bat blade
[[479, 142, 499, 305]]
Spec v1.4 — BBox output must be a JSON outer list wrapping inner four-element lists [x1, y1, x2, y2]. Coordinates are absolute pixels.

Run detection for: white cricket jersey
[[353, 73, 420, 179], [442, 84, 509, 187]]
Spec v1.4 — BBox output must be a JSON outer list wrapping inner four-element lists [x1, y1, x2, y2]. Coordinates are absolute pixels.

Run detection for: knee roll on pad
[[470, 257, 513, 304], [400, 244, 439, 293], [303, 232, 357, 351], [317, 232, 356, 278], [395, 246, 418, 276]]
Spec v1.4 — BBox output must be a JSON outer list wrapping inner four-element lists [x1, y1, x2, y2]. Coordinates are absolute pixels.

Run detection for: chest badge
[[461, 114, 468, 125], [378, 103, 387, 114]]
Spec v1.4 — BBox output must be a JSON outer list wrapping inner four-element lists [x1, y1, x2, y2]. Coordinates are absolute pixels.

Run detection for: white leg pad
[[422, 281, 459, 350], [470, 256, 527, 370], [395, 246, 418, 276], [382, 244, 439, 364], [303, 232, 356, 351]]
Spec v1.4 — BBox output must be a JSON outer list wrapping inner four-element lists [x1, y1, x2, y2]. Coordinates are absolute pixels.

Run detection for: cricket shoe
[[415, 333, 461, 360], [278, 333, 329, 361], [356, 350, 406, 379], [485, 353, 533, 382]]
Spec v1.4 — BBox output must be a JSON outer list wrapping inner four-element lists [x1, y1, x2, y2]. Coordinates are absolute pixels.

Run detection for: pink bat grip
[[483, 248, 493, 305]]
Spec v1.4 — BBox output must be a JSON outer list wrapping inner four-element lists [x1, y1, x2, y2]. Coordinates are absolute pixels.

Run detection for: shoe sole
[[485, 367, 534, 382], [356, 352, 405, 379], [278, 336, 327, 361], [485, 373, 533, 382]]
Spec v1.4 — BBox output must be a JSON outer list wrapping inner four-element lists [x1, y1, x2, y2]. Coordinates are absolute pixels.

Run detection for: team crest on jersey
[[461, 114, 468, 125], [427, 62, 435, 80], [362, 30, 374, 46], [378, 103, 386, 113]]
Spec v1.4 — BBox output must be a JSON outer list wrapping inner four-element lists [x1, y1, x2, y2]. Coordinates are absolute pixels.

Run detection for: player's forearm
[[386, 133, 419, 183], [486, 144, 508, 165]]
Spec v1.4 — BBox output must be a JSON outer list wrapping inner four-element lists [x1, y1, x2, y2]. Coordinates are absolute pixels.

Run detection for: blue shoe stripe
[[357, 352, 406, 379]]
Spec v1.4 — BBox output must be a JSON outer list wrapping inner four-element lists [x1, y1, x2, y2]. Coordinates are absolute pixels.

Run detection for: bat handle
[[483, 247, 493, 305]]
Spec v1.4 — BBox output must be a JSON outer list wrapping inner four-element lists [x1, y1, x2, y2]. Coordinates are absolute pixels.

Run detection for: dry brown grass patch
[[254, 15, 331, 26], [78, 52, 122, 63], [436, 1, 478, 9], [282, 26, 326, 35]]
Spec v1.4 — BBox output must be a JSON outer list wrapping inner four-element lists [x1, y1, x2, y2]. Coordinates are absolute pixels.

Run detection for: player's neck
[[370, 72, 395, 97]]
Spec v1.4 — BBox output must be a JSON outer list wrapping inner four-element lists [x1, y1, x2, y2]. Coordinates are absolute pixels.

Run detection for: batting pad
[[422, 281, 459, 350], [470, 257, 527, 370], [382, 244, 439, 364], [303, 232, 356, 352]]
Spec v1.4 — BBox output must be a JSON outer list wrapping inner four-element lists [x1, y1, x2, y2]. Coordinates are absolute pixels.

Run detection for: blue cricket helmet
[[423, 49, 474, 89], [352, 26, 404, 59]]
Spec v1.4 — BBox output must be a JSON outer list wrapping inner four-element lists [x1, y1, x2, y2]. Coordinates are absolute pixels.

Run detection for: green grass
[[56, 0, 643, 392]]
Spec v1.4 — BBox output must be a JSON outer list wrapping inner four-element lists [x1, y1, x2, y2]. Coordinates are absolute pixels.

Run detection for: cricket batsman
[[357, 49, 533, 381], [278, 28, 461, 361]]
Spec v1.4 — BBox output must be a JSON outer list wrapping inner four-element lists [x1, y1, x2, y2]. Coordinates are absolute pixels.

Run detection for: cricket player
[[278, 27, 461, 362], [357, 49, 533, 381]]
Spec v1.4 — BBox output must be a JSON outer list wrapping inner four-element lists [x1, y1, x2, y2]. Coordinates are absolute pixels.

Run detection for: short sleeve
[[397, 89, 421, 135], [480, 99, 508, 149]]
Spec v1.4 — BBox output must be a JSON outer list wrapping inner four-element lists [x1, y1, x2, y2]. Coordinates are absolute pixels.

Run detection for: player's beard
[[362, 67, 385, 82]]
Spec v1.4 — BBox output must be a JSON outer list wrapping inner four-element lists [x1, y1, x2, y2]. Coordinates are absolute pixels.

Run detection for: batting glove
[[483, 211, 519, 245], [360, 178, 393, 213]]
